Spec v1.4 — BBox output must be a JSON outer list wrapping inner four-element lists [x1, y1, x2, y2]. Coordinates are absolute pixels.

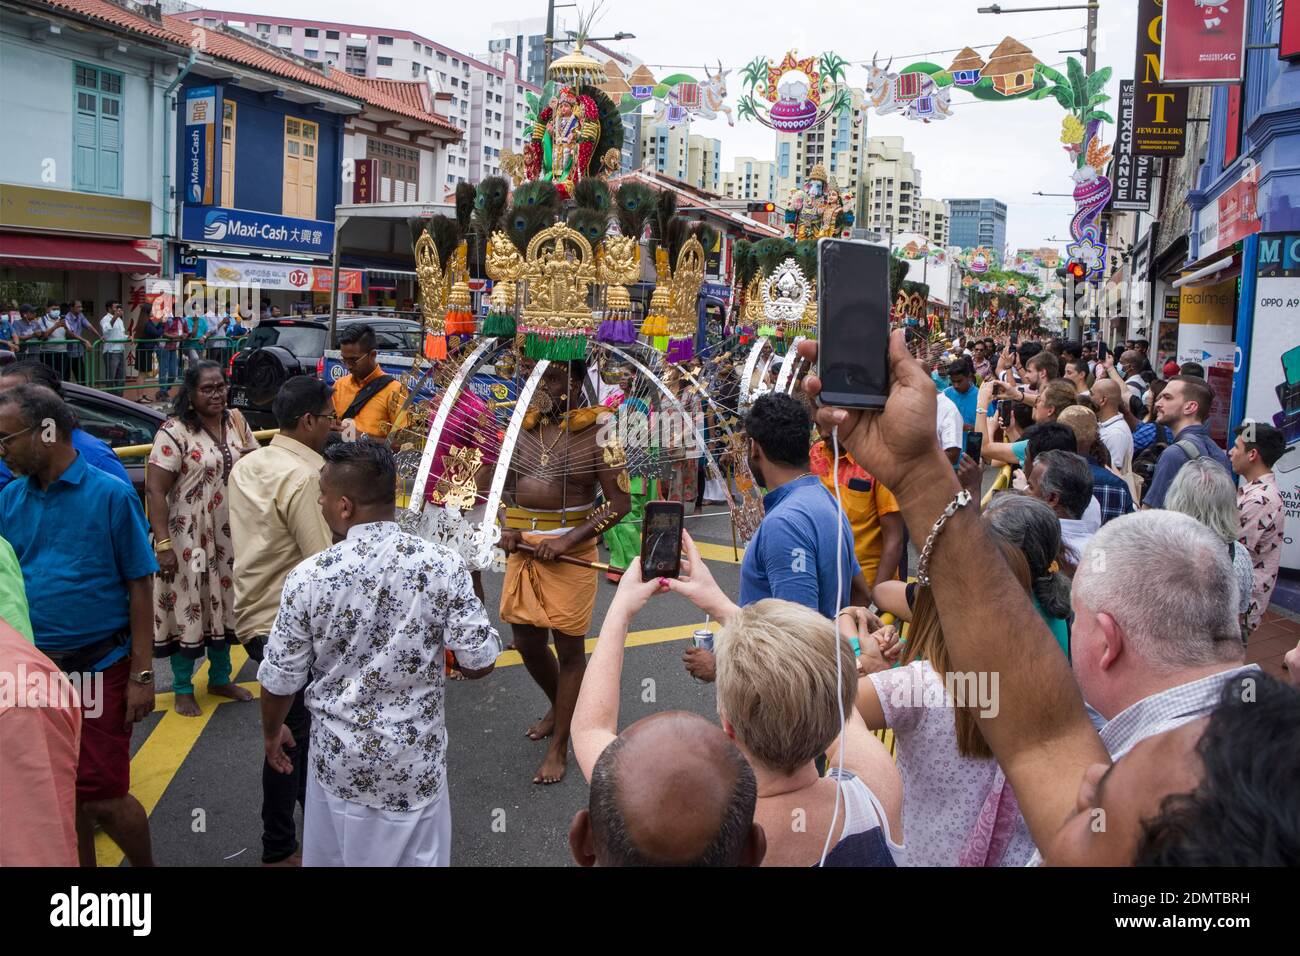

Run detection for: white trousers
[[302, 771, 452, 867]]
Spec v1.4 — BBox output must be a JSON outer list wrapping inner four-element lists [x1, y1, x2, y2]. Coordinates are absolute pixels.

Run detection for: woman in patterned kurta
[[146, 360, 260, 716]]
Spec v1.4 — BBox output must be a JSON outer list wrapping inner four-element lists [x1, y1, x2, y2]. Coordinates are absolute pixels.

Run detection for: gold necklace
[[538, 420, 566, 468]]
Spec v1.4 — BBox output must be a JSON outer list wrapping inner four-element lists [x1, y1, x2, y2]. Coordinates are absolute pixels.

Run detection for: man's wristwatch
[[129, 670, 155, 685]]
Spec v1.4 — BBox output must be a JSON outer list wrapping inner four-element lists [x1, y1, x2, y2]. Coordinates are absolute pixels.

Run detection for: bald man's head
[[570, 712, 765, 867], [1091, 377, 1121, 412]]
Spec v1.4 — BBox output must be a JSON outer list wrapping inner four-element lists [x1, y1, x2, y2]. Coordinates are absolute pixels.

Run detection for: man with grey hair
[[1071, 510, 1254, 759], [1027, 449, 1095, 568]]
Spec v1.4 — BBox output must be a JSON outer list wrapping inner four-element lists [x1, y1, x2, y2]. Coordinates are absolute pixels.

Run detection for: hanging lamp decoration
[[482, 232, 524, 337], [666, 236, 706, 363], [596, 234, 639, 344], [444, 241, 476, 339]]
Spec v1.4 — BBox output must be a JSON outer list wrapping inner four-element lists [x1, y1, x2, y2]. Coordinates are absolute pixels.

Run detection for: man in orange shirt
[[809, 433, 904, 588], [333, 324, 409, 442], [0, 619, 81, 866]]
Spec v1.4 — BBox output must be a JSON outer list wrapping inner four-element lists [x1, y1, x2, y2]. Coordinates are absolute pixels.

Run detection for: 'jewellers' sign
[[1133, 0, 1189, 157]]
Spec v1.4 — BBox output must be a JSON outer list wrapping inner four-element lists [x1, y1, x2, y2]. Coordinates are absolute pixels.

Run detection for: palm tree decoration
[[1033, 57, 1112, 170], [734, 49, 854, 133]]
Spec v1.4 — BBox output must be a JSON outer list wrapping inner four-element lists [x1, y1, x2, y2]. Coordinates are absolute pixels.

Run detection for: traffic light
[[747, 201, 776, 214], [1065, 260, 1087, 281]]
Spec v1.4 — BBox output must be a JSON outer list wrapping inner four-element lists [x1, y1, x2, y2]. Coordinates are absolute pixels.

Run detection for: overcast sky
[[204, 0, 1141, 254]]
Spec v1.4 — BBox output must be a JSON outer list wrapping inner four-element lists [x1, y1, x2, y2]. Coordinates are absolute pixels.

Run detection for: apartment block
[[918, 198, 949, 247], [721, 157, 777, 202], [178, 10, 537, 198], [774, 85, 868, 206], [862, 136, 921, 239]]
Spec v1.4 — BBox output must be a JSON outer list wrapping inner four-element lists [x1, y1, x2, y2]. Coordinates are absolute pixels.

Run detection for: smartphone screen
[[816, 238, 889, 409], [641, 501, 684, 578], [964, 430, 983, 461], [1009, 329, 1019, 347], [1097, 340, 1108, 363], [997, 399, 1011, 427]]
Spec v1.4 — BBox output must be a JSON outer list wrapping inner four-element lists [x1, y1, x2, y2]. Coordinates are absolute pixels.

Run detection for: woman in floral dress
[[146, 360, 260, 716]]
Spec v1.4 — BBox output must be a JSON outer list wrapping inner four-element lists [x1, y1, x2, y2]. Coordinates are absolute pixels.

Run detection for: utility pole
[[544, 0, 556, 74], [1085, 0, 1097, 75]]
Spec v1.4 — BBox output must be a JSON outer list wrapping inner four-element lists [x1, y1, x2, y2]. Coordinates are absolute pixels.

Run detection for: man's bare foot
[[525, 708, 555, 741], [174, 693, 202, 717], [209, 682, 253, 702], [533, 746, 567, 785], [448, 667, 468, 681]]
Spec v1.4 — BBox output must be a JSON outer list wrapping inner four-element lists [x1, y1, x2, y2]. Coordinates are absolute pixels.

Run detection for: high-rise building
[[774, 85, 868, 208], [177, 10, 538, 198], [862, 136, 921, 239], [947, 198, 1008, 252], [918, 198, 949, 247], [639, 116, 719, 191], [488, 17, 554, 87], [721, 157, 778, 202]]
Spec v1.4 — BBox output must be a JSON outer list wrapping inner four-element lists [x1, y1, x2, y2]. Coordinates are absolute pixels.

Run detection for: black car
[[227, 316, 423, 428], [63, 381, 167, 504]]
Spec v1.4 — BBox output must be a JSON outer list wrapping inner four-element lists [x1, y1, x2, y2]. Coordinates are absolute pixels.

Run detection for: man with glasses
[[332, 324, 408, 442], [0, 383, 158, 866], [0, 361, 130, 494], [229, 376, 338, 867]]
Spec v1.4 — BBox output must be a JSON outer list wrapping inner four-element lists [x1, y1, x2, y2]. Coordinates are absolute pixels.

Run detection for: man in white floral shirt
[[1229, 422, 1287, 634], [258, 441, 500, 866]]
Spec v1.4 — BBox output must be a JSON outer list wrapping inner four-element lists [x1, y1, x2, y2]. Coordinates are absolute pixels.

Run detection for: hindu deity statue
[[524, 86, 600, 199], [784, 164, 853, 241]]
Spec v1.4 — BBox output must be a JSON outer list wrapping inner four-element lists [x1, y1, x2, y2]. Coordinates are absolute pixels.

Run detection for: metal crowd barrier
[[7, 335, 249, 397], [982, 464, 1012, 508]]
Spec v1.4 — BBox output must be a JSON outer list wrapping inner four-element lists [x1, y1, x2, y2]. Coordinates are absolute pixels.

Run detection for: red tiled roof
[[30, 0, 187, 45], [26, 2, 458, 135], [329, 73, 459, 135]]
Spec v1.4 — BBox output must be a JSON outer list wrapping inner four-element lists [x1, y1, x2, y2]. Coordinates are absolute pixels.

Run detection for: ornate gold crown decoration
[[519, 223, 597, 360]]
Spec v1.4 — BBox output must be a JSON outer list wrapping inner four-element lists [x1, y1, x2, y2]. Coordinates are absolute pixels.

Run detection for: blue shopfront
[[172, 79, 348, 313], [1187, 0, 1300, 586]]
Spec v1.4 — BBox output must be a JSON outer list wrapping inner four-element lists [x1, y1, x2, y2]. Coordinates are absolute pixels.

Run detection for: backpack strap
[[342, 374, 396, 422], [1175, 439, 1201, 461]]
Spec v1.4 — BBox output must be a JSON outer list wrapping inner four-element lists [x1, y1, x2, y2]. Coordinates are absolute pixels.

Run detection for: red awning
[[0, 233, 161, 273]]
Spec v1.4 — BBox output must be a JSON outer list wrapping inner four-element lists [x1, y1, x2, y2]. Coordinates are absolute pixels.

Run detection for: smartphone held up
[[641, 501, 684, 579], [815, 238, 891, 409]]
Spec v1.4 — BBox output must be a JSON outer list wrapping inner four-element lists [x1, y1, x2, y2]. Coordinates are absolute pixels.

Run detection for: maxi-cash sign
[[181, 205, 334, 256]]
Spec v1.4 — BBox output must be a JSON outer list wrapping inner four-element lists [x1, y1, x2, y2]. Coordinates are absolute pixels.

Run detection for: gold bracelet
[[154, 538, 172, 552]]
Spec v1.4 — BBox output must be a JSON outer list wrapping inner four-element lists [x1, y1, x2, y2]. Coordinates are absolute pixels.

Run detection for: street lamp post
[[981, 2, 1101, 338]]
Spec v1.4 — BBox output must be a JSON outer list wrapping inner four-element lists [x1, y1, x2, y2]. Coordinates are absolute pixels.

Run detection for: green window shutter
[[99, 95, 122, 194], [74, 85, 99, 192]]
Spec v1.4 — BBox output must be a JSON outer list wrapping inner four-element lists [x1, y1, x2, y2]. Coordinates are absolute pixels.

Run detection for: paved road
[[112, 509, 747, 867]]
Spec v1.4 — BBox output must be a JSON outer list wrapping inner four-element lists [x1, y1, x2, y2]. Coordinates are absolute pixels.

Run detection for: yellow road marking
[[96, 644, 253, 867], [693, 541, 745, 564]]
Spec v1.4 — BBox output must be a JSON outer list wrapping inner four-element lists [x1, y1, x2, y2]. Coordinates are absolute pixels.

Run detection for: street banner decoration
[[1110, 80, 1156, 211], [204, 257, 361, 294], [735, 50, 855, 133], [1134, 0, 1190, 156], [1160, 0, 1249, 84], [610, 60, 735, 129]]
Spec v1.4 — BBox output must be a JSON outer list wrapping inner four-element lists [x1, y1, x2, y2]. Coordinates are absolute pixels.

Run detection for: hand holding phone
[[816, 238, 889, 409], [641, 501, 685, 578]]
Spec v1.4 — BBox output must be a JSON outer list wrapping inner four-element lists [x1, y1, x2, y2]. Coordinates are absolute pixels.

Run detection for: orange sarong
[[499, 532, 599, 637]]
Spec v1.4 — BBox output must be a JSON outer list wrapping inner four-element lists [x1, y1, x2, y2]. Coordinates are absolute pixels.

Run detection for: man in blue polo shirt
[[0, 361, 131, 494], [943, 357, 979, 430], [0, 383, 158, 866], [683, 393, 869, 681], [1144, 375, 1232, 510]]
